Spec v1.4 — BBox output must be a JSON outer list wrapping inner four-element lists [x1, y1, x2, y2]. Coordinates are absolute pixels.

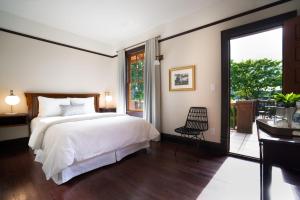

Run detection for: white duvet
[[29, 113, 159, 180]]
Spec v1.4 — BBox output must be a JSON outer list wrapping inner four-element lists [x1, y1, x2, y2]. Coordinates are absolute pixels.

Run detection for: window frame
[[125, 46, 145, 116]]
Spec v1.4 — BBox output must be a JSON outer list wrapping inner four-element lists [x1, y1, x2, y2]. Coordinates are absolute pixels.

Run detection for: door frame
[[220, 11, 297, 154]]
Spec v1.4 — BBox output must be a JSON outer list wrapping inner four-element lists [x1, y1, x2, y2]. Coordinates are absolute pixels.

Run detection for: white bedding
[[29, 113, 159, 181], [53, 141, 149, 184]]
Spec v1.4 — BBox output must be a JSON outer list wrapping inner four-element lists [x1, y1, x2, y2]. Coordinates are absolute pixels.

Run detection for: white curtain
[[143, 37, 161, 139], [117, 50, 127, 114]]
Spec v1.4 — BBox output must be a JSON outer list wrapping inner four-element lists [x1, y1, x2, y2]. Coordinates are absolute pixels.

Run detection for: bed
[[25, 93, 159, 185]]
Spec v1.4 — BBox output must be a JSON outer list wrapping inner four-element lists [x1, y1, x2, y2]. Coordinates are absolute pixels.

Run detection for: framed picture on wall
[[169, 65, 195, 91]]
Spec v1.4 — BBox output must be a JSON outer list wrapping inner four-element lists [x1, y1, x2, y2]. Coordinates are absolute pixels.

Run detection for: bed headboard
[[25, 93, 100, 120]]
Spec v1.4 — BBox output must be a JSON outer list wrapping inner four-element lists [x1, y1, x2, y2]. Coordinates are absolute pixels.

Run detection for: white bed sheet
[[29, 113, 159, 183]]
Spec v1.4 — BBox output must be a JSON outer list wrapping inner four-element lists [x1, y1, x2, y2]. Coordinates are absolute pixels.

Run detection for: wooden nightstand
[[0, 113, 30, 141], [0, 113, 29, 127], [98, 108, 117, 112]]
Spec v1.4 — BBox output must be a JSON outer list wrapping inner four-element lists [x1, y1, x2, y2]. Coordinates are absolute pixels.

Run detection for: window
[[127, 49, 145, 113]]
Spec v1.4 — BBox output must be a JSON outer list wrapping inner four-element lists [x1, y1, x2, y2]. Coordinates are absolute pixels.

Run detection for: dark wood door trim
[[283, 16, 300, 93], [220, 11, 297, 154]]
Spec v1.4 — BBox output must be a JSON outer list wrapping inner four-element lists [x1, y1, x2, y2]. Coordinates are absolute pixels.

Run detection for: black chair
[[257, 100, 275, 119], [175, 107, 208, 141]]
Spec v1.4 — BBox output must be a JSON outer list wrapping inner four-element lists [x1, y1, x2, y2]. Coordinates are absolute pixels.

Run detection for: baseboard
[[161, 133, 226, 155]]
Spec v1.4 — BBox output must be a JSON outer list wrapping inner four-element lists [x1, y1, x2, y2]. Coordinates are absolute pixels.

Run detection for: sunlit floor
[[230, 121, 260, 158], [197, 157, 300, 200], [197, 157, 259, 200]]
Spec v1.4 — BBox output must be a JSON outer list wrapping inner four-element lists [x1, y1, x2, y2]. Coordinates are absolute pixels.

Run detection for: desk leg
[[260, 160, 263, 200], [262, 162, 272, 200]]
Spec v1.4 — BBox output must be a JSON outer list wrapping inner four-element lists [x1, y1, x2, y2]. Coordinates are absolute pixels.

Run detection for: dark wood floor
[[1, 140, 300, 200]]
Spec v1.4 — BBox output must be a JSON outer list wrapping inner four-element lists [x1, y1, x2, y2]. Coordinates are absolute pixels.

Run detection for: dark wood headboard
[[25, 93, 100, 120]]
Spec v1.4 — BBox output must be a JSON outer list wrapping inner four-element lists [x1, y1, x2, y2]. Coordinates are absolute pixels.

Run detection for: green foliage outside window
[[130, 61, 144, 101], [230, 59, 282, 100]]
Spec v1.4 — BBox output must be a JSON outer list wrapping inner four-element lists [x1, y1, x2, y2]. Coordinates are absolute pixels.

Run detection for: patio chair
[[257, 100, 275, 119]]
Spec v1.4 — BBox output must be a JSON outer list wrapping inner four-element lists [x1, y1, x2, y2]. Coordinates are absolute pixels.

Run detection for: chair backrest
[[257, 100, 275, 111], [185, 107, 208, 131]]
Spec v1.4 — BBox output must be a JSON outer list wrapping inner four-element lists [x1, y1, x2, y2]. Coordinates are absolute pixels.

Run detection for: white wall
[[0, 31, 117, 110], [0, 10, 115, 55], [160, 1, 299, 143], [120, 0, 284, 50]]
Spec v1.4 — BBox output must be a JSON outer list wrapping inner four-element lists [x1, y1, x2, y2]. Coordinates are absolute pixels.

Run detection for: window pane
[[137, 53, 144, 60], [129, 81, 144, 110], [131, 82, 143, 100], [131, 63, 137, 82], [127, 51, 144, 112], [138, 61, 143, 81], [130, 55, 137, 62]]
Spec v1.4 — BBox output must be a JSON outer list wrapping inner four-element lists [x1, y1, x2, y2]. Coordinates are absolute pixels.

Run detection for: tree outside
[[230, 58, 282, 100], [129, 59, 144, 111], [130, 60, 144, 101]]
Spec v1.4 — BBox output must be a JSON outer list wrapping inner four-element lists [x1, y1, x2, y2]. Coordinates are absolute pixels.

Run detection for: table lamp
[[105, 92, 112, 108], [4, 90, 20, 114]]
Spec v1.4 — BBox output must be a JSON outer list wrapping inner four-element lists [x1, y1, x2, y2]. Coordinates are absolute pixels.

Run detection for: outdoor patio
[[230, 121, 259, 158], [229, 99, 277, 158]]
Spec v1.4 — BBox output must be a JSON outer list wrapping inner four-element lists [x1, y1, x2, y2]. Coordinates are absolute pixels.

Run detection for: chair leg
[[195, 135, 199, 148], [174, 134, 181, 157], [200, 132, 205, 141], [195, 135, 202, 162]]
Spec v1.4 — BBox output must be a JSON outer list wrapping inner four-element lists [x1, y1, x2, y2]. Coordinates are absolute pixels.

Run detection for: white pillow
[[38, 96, 70, 117], [70, 97, 96, 114], [60, 104, 85, 116]]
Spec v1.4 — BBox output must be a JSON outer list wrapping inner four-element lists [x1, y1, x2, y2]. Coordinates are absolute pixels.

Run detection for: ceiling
[[0, 0, 279, 54]]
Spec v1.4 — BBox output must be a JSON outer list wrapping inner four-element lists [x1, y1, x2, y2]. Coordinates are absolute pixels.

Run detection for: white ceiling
[[0, 0, 280, 54]]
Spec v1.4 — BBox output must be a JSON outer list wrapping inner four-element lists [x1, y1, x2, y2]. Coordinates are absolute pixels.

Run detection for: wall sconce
[[105, 92, 112, 108], [5, 90, 20, 114], [154, 55, 164, 66]]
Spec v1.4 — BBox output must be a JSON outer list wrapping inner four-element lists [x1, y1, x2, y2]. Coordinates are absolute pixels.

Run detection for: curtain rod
[[117, 35, 160, 53], [124, 40, 146, 51]]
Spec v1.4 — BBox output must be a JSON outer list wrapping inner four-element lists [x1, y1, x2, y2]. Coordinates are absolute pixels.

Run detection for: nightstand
[[98, 108, 117, 112], [0, 113, 30, 141]]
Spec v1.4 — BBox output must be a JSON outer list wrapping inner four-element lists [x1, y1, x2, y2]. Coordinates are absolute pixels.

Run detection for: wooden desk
[[256, 119, 300, 200]]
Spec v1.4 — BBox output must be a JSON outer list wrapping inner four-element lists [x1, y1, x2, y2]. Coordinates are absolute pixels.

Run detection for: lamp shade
[[5, 90, 20, 106]]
